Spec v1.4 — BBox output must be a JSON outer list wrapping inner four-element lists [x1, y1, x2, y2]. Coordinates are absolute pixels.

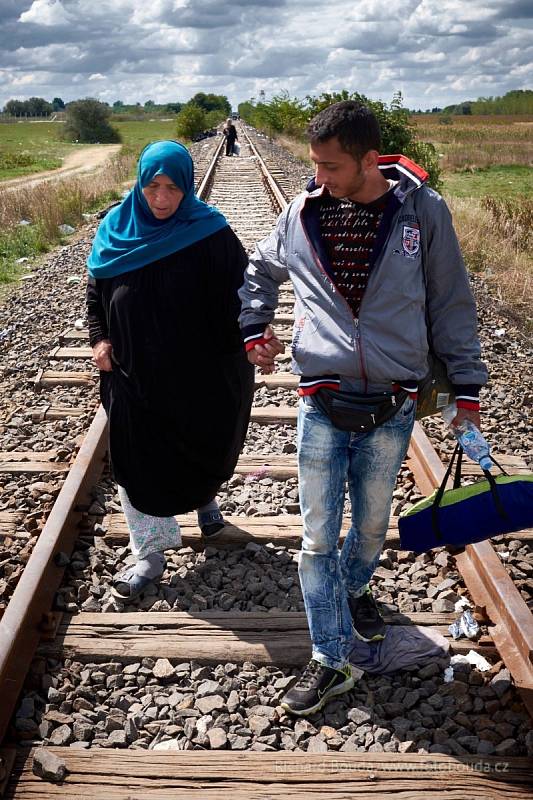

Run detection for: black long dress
[[87, 226, 254, 517]]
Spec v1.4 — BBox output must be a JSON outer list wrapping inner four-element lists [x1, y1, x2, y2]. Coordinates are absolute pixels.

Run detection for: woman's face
[[142, 174, 184, 219]]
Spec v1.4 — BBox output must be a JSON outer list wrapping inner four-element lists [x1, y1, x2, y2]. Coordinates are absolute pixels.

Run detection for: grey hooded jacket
[[239, 155, 487, 397]]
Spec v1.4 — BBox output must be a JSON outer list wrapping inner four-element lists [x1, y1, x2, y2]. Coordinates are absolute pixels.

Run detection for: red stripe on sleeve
[[456, 399, 480, 411], [245, 337, 269, 352]]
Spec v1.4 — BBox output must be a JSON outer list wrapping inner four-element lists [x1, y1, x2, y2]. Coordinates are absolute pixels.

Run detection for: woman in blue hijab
[[86, 141, 254, 601]]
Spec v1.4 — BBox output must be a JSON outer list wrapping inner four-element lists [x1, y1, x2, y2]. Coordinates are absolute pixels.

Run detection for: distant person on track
[[223, 118, 238, 156], [239, 101, 487, 716], [86, 140, 254, 601]]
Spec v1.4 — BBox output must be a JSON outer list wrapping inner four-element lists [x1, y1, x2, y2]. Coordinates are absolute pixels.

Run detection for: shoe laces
[[295, 659, 325, 689]]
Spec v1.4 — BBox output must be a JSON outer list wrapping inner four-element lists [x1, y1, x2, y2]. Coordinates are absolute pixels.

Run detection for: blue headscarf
[[87, 140, 228, 278]]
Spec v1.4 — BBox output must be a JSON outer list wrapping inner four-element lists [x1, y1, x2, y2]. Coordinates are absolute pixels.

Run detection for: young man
[[239, 101, 487, 716]]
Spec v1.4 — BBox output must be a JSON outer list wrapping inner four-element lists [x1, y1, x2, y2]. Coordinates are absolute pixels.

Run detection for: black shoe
[[280, 659, 354, 716], [348, 586, 387, 642], [198, 508, 225, 540]]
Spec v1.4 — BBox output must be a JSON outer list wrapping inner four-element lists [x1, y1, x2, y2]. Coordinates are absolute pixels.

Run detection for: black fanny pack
[[311, 387, 409, 432]]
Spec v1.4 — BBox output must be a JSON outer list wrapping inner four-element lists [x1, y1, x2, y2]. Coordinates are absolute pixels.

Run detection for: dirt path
[[0, 145, 122, 190]]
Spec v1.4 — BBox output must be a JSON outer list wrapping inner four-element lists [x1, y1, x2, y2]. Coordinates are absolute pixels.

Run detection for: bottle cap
[[479, 456, 492, 472]]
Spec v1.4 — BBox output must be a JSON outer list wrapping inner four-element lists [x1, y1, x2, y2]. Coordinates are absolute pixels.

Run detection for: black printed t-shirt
[[319, 187, 395, 317]]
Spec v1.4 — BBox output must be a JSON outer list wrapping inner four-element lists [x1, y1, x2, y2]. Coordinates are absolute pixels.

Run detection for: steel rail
[[196, 134, 225, 199], [239, 126, 288, 210], [0, 406, 108, 744]]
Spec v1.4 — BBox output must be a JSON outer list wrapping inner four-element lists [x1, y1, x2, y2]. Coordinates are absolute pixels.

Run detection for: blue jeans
[[297, 394, 416, 670]]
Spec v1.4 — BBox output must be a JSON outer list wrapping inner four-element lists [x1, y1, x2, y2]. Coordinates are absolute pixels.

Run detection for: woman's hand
[[92, 339, 113, 371]]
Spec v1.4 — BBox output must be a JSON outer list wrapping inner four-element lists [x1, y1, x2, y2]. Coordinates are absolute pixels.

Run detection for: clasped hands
[[246, 325, 284, 374]]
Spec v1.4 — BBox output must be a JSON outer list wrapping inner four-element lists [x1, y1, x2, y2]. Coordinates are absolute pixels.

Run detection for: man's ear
[[362, 149, 379, 171]]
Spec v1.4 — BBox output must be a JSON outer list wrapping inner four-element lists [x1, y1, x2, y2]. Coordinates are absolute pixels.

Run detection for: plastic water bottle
[[442, 402, 492, 471]]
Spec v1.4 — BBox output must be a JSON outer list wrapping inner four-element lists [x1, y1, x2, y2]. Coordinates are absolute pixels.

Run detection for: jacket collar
[[305, 154, 428, 203]]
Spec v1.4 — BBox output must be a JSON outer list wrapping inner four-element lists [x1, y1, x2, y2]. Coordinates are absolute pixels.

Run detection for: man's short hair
[[307, 101, 381, 160]]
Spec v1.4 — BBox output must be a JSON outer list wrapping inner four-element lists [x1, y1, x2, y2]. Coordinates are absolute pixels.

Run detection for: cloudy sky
[[1, 0, 531, 111]]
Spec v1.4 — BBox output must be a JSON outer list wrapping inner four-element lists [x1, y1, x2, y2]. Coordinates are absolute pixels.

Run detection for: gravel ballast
[[2, 129, 532, 755]]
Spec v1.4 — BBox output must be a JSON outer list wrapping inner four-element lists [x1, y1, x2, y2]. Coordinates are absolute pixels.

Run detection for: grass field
[[0, 118, 179, 181], [412, 113, 533, 198], [413, 114, 532, 321], [0, 121, 76, 179], [115, 118, 178, 154], [442, 165, 532, 199]]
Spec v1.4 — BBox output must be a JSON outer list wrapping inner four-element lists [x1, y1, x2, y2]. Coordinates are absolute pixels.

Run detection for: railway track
[[0, 126, 531, 797]]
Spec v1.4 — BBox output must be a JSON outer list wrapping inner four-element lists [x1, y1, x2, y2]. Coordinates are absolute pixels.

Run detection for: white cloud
[[0, 0, 530, 110], [19, 0, 70, 26], [12, 72, 39, 86]]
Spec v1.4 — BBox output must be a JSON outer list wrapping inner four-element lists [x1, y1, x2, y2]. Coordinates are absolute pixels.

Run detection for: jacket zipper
[[354, 197, 405, 393], [299, 206, 368, 386], [352, 317, 368, 392]]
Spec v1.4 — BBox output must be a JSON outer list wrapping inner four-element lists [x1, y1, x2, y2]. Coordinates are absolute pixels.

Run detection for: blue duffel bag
[[399, 444, 533, 554]]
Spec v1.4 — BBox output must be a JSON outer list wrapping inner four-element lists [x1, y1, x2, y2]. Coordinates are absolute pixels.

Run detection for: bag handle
[[449, 446, 508, 486], [431, 443, 508, 542]]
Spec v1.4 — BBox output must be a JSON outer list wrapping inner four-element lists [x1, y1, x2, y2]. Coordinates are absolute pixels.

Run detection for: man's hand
[[451, 406, 481, 431], [92, 339, 113, 372], [246, 325, 284, 374]]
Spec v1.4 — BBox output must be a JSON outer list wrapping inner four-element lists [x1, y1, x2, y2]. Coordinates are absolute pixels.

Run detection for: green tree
[[4, 97, 52, 116], [241, 89, 441, 190], [191, 92, 231, 117], [166, 102, 182, 114], [26, 97, 53, 116], [238, 100, 255, 120], [52, 97, 65, 111], [63, 98, 121, 143], [4, 99, 26, 116], [175, 103, 207, 140], [205, 109, 224, 128]]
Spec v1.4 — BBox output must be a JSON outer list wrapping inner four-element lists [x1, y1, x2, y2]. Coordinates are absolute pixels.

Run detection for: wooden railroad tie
[[59, 313, 295, 348], [30, 406, 88, 422], [33, 371, 297, 390], [34, 369, 95, 390], [234, 451, 529, 481], [37, 610, 497, 663], [103, 511, 402, 548], [0, 512, 22, 539], [7, 748, 533, 798], [102, 510, 533, 550], [0, 451, 70, 474], [48, 347, 293, 366]]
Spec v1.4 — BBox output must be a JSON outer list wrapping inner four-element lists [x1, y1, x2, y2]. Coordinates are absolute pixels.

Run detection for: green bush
[[205, 109, 225, 129], [190, 93, 231, 117], [239, 93, 306, 137], [0, 151, 36, 169], [408, 141, 442, 193], [63, 98, 121, 144], [239, 90, 442, 190], [175, 103, 207, 141]]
